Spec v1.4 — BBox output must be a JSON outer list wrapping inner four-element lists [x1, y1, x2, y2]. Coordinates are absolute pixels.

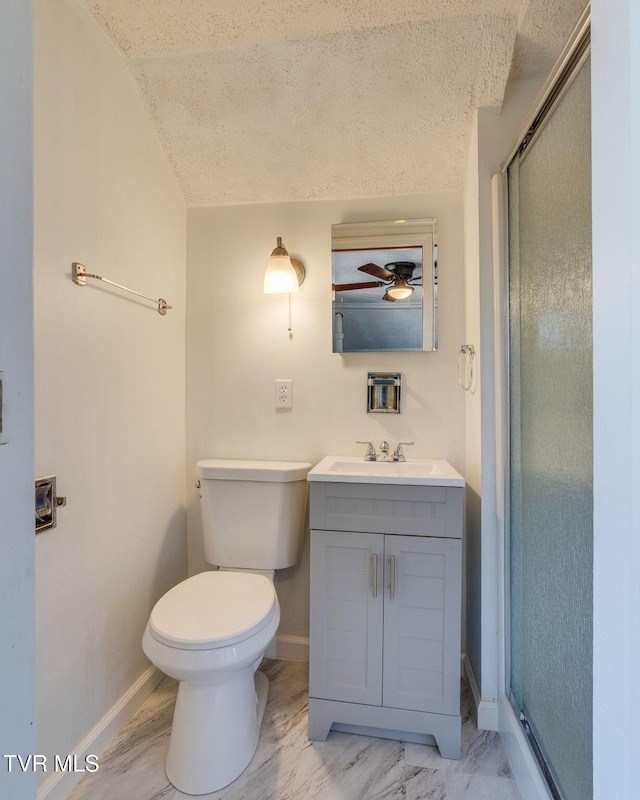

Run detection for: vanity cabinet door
[[310, 530, 384, 705], [382, 535, 461, 715]]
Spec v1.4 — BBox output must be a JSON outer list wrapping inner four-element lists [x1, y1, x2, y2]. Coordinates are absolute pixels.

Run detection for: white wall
[[186, 193, 465, 643], [34, 1, 187, 795], [0, 2, 35, 798], [591, 1, 640, 797], [463, 111, 483, 695]]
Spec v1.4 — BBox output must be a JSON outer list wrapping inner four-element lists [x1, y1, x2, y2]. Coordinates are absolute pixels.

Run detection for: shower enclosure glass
[[507, 54, 592, 800]]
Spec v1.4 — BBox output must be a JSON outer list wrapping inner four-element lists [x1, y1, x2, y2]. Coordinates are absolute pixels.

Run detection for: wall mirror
[[331, 218, 438, 353]]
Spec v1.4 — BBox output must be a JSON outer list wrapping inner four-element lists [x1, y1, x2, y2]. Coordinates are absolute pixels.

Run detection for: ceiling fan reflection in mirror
[[332, 261, 422, 302]]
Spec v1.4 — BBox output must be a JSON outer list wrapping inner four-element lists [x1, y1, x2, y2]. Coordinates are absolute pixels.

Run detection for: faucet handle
[[356, 441, 377, 461], [393, 441, 415, 462]]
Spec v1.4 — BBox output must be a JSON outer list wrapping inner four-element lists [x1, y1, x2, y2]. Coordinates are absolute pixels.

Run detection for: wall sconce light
[[263, 237, 305, 293], [263, 237, 305, 331]]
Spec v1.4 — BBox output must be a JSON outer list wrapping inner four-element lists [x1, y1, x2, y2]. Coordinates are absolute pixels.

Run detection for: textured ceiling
[[80, 0, 587, 206]]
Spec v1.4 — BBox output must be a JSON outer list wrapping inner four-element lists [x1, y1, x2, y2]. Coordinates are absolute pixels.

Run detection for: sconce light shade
[[386, 279, 414, 301], [264, 237, 305, 294]]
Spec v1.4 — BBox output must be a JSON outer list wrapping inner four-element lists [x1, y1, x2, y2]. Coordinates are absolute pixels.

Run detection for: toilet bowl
[[143, 459, 310, 795], [142, 571, 280, 795]]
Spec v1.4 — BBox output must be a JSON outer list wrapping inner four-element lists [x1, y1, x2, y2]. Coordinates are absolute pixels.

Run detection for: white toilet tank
[[195, 459, 312, 570]]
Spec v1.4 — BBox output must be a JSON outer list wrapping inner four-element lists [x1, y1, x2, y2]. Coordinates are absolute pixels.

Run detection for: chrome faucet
[[357, 440, 415, 461], [393, 441, 415, 462], [356, 441, 377, 461]]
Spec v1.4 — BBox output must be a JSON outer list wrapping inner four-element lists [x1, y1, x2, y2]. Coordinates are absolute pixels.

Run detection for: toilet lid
[[149, 571, 277, 651]]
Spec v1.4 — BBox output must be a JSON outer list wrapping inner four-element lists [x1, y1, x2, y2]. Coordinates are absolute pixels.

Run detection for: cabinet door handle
[[389, 554, 396, 600], [372, 553, 378, 598]]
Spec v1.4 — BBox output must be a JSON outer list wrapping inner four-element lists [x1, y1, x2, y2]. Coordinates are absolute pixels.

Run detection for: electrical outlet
[[275, 379, 293, 409]]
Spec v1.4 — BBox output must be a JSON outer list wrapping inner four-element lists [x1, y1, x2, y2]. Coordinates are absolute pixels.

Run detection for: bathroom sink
[[307, 455, 465, 487]]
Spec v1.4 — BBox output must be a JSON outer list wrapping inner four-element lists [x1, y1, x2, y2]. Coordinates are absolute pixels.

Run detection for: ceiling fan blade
[[358, 262, 396, 280], [382, 291, 397, 302], [332, 280, 384, 291]]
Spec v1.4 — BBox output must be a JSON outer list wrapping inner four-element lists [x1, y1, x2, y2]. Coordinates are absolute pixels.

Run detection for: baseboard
[[463, 654, 499, 732], [275, 634, 309, 661], [37, 666, 162, 800]]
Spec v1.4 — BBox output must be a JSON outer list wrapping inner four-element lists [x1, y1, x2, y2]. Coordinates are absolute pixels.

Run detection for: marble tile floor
[[68, 659, 522, 800]]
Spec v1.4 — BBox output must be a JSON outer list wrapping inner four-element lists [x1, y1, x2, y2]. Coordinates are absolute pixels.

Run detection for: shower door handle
[[371, 553, 378, 598], [389, 555, 396, 600]]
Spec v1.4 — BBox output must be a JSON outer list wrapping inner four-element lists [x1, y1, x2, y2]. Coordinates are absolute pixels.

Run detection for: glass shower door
[[508, 56, 592, 800]]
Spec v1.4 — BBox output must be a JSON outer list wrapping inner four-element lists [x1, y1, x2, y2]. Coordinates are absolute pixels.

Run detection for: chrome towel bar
[[72, 262, 172, 316]]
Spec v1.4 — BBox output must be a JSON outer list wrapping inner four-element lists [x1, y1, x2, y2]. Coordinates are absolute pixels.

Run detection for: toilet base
[[166, 668, 270, 795]]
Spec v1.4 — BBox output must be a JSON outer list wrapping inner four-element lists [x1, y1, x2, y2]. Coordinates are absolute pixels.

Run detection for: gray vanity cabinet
[[308, 480, 463, 760], [310, 530, 385, 707]]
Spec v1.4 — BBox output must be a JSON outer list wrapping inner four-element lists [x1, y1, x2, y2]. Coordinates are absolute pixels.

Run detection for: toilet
[[142, 459, 311, 795]]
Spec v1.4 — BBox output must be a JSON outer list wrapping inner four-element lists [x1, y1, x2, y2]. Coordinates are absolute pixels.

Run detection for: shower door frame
[[492, 8, 592, 800]]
